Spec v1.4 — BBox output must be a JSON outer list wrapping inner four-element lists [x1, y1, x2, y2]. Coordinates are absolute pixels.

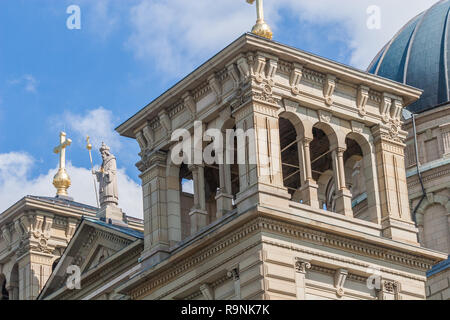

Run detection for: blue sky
[[0, 0, 439, 217]]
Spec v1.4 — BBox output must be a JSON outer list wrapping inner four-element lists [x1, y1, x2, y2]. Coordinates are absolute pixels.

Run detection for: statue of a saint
[[95, 143, 119, 208]]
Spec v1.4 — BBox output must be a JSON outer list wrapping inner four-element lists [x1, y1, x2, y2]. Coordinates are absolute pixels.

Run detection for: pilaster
[[372, 124, 419, 245], [139, 151, 170, 265], [232, 90, 290, 213]]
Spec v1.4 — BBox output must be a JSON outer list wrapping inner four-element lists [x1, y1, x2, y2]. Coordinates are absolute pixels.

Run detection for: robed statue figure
[[95, 143, 119, 208]]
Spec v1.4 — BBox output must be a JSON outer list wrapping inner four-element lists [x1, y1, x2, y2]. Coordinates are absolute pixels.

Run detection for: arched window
[[279, 117, 301, 198], [0, 274, 8, 300], [179, 163, 194, 239]]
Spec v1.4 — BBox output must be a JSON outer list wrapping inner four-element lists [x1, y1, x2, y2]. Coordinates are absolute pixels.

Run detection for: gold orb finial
[[247, 0, 273, 40], [52, 132, 72, 197]]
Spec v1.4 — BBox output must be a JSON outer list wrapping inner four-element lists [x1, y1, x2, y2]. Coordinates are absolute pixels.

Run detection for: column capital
[[187, 163, 204, 172], [294, 258, 311, 274], [137, 150, 168, 174]]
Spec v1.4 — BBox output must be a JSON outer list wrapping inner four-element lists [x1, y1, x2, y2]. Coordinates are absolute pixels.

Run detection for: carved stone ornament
[[253, 84, 279, 105], [383, 280, 398, 293], [318, 110, 332, 123], [227, 268, 240, 280], [295, 258, 311, 273]]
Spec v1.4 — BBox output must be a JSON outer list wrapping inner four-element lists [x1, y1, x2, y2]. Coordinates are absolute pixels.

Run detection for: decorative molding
[[318, 110, 332, 123], [334, 268, 348, 297], [200, 284, 214, 300], [266, 58, 278, 87], [323, 74, 336, 106], [182, 92, 197, 119], [357, 85, 369, 117], [208, 74, 222, 103], [193, 81, 211, 102], [294, 257, 311, 274], [380, 94, 392, 123], [303, 69, 325, 84], [290, 63, 304, 95], [236, 55, 250, 81], [351, 121, 364, 134], [158, 110, 171, 136], [142, 125, 155, 150], [128, 216, 433, 299], [253, 53, 267, 83], [227, 63, 240, 89]]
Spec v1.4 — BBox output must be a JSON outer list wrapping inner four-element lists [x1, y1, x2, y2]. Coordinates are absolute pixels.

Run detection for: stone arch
[[317, 170, 334, 211], [166, 149, 183, 243], [345, 131, 381, 223], [7, 264, 18, 300], [313, 121, 340, 150], [218, 117, 239, 213], [278, 110, 319, 205], [416, 194, 450, 252], [0, 273, 8, 300]]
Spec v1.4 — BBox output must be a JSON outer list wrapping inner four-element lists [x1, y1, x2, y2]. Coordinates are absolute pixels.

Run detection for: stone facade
[[109, 33, 446, 300], [6, 33, 449, 301], [403, 103, 450, 300], [0, 196, 143, 300], [0, 196, 95, 300]]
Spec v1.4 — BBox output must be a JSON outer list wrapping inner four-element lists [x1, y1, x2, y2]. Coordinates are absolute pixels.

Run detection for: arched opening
[[204, 165, 219, 221], [279, 117, 301, 198], [311, 126, 334, 211], [8, 264, 19, 300], [343, 138, 365, 217], [179, 163, 194, 239], [423, 204, 450, 253], [0, 274, 8, 300], [345, 132, 379, 223], [231, 126, 240, 205]]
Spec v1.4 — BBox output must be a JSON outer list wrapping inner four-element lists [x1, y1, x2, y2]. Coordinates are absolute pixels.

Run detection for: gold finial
[[247, 0, 273, 40], [52, 132, 72, 197]]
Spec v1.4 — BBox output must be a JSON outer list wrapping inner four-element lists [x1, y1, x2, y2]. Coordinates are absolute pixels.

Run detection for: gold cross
[[246, 0, 272, 40], [54, 132, 72, 169], [52, 132, 72, 197]]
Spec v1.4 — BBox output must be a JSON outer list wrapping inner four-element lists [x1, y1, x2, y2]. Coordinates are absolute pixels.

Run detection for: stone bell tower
[[116, 29, 445, 299]]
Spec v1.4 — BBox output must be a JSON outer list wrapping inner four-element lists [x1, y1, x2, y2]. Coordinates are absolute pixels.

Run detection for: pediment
[[75, 226, 135, 273], [40, 219, 142, 299], [81, 244, 117, 273]]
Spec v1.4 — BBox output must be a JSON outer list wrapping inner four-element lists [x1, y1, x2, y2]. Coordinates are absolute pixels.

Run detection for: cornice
[[124, 215, 439, 299], [117, 33, 422, 139]]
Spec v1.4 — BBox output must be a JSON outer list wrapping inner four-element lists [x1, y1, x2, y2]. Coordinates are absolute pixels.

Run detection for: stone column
[[139, 151, 170, 265], [215, 158, 234, 218], [298, 137, 319, 208], [332, 147, 353, 217], [227, 267, 241, 300], [6, 285, 19, 300], [18, 253, 53, 300], [294, 258, 311, 300], [372, 124, 419, 245], [189, 164, 208, 234]]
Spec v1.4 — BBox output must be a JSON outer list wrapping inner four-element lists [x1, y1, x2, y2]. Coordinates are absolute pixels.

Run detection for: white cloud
[[9, 74, 38, 93], [0, 152, 143, 219], [75, 0, 122, 39], [275, 0, 439, 69], [125, 0, 439, 74], [126, 0, 255, 77], [62, 107, 122, 151]]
